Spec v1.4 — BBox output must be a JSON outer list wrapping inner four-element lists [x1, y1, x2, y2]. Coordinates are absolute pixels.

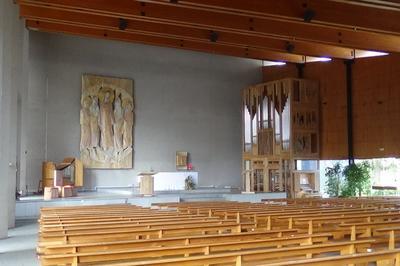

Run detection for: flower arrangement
[[185, 176, 196, 190]]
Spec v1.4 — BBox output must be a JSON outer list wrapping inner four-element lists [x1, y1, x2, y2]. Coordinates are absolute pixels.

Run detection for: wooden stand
[[61, 186, 74, 198], [138, 172, 156, 197], [44, 187, 59, 200], [42, 162, 56, 188]]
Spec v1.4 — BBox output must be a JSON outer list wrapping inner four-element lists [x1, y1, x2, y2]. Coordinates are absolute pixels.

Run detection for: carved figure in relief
[[80, 96, 91, 150], [113, 94, 124, 150], [312, 112, 316, 124], [99, 88, 115, 150], [298, 113, 304, 126], [81, 75, 134, 169], [123, 99, 134, 149], [89, 96, 100, 148], [306, 112, 311, 127], [295, 137, 305, 153]]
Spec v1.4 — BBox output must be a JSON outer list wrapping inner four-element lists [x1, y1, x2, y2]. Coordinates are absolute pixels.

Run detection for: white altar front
[[137, 171, 198, 191]]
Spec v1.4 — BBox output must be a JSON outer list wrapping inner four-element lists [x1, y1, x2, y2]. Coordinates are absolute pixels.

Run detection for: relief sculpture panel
[[80, 74, 134, 168]]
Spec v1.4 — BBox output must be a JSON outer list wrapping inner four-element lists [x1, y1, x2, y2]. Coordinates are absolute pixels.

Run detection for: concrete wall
[[18, 32, 49, 193], [0, 1, 26, 237], [0, 0, 7, 238], [0, 16, 261, 232], [43, 33, 262, 189]]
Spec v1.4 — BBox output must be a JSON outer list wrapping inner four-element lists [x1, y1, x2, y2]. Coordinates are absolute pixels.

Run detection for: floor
[[16, 189, 286, 219], [0, 220, 39, 266], [3, 190, 287, 265], [18, 187, 237, 201]]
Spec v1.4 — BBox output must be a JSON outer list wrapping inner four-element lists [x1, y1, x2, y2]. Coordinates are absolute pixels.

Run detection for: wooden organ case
[[242, 78, 319, 198]]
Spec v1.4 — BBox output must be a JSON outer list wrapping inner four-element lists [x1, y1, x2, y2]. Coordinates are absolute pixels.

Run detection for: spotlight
[[210, 31, 219, 42], [286, 42, 295, 53], [119, 18, 128, 30], [303, 9, 315, 22]]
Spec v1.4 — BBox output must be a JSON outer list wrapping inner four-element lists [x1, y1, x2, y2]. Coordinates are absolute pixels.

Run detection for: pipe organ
[[242, 78, 319, 198]]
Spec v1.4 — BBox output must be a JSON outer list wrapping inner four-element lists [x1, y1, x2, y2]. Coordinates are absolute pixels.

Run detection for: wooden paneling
[[263, 60, 347, 160], [304, 60, 347, 160], [16, 0, 400, 62], [352, 53, 400, 158], [25, 20, 310, 63], [19, 4, 358, 60], [142, 0, 400, 34], [18, 0, 400, 52], [263, 64, 298, 82], [263, 54, 400, 160]]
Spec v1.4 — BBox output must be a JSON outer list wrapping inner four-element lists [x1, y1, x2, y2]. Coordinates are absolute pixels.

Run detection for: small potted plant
[[185, 176, 196, 190]]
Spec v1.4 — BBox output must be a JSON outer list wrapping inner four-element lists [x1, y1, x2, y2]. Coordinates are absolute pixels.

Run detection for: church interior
[[1, 0, 400, 265]]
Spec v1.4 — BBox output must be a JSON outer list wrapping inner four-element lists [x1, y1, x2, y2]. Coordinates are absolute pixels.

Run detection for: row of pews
[[37, 198, 400, 265]]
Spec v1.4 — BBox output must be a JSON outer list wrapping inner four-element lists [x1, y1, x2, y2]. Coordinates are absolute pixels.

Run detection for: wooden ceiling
[[16, 0, 400, 63]]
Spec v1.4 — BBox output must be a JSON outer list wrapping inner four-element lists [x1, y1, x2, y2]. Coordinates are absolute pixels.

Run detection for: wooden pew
[[40, 218, 239, 234], [38, 228, 300, 255], [338, 220, 400, 239], [375, 227, 400, 250], [40, 215, 221, 231], [39, 233, 332, 265], [39, 222, 256, 245], [37, 199, 400, 266], [40, 213, 210, 227], [75, 240, 374, 266], [284, 211, 400, 234], [263, 249, 400, 266]]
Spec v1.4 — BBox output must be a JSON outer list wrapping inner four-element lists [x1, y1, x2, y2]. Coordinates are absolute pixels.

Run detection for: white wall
[[0, 1, 26, 237], [0, 19, 262, 234], [18, 32, 49, 194], [0, 11, 261, 233], [1, 0, 264, 236], [42, 33, 262, 189], [0, 2, 49, 236], [0, 0, 7, 238]]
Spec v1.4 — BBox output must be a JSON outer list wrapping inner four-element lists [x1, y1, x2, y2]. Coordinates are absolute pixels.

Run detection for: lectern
[[138, 172, 156, 196]]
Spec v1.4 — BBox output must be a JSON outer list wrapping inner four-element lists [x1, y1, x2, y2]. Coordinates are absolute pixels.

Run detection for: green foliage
[[185, 176, 196, 190], [324, 163, 342, 197], [324, 161, 372, 198], [371, 189, 399, 197], [341, 162, 371, 197]]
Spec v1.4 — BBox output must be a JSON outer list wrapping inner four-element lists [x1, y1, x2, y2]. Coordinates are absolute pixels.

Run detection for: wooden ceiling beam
[[19, 4, 358, 59], [331, 0, 400, 11], [141, 0, 400, 34], [17, 0, 400, 52], [25, 20, 314, 63]]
